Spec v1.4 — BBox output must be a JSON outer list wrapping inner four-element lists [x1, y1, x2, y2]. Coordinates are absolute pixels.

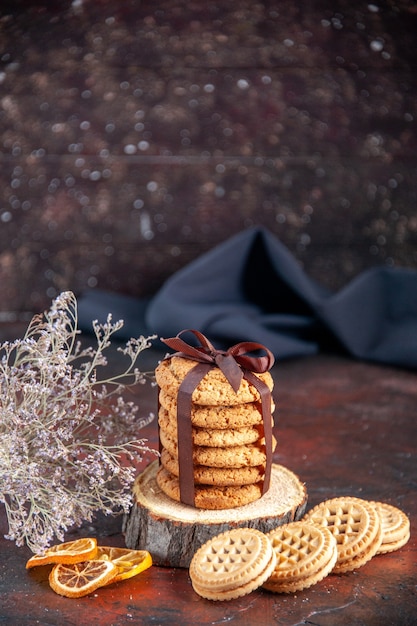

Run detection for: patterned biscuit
[[159, 427, 276, 468], [332, 523, 382, 573], [368, 501, 410, 554], [332, 497, 383, 572], [303, 496, 382, 573], [158, 406, 263, 447], [159, 389, 275, 429], [374, 532, 410, 555], [156, 466, 264, 509], [191, 568, 271, 601], [262, 546, 337, 594], [264, 522, 337, 586], [263, 524, 338, 593], [189, 528, 277, 600], [155, 356, 274, 406], [160, 448, 265, 486]]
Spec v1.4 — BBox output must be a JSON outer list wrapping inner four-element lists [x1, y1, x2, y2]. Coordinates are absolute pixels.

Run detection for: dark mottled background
[[1, 0, 416, 317]]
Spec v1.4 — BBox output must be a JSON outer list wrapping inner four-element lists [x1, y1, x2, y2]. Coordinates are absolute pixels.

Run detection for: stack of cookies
[[154, 354, 276, 510]]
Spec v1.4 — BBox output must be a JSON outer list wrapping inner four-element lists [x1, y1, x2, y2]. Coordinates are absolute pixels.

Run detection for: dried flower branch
[[0, 291, 157, 554]]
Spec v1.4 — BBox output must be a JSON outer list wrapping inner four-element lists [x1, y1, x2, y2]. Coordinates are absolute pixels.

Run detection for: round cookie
[[159, 388, 275, 429], [155, 355, 274, 406], [189, 527, 277, 600], [369, 501, 410, 554], [156, 465, 264, 510], [160, 448, 266, 486], [303, 496, 382, 573], [263, 521, 337, 593], [158, 406, 263, 447], [159, 427, 276, 468]]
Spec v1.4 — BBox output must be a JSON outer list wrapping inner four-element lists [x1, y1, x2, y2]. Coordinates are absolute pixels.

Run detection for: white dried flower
[[0, 291, 157, 554]]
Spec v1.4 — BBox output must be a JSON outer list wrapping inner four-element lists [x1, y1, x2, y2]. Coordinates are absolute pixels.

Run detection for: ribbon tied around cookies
[[160, 330, 275, 507]]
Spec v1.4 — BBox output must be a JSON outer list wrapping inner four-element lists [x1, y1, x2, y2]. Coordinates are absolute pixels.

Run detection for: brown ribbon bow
[[160, 330, 275, 507]]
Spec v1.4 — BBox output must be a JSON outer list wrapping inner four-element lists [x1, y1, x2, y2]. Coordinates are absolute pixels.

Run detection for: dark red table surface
[[0, 330, 416, 626]]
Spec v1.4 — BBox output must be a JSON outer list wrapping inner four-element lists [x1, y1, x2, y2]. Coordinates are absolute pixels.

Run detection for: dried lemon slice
[[26, 538, 98, 569], [95, 546, 153, 582], [49, 560, 118, 598]]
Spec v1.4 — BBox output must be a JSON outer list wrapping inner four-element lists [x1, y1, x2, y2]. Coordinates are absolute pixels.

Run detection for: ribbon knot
[[161, 329, 274, 393]]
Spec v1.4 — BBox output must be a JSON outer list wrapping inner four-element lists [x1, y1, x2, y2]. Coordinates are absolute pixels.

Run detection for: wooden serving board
[[123, 460, 307, 567]]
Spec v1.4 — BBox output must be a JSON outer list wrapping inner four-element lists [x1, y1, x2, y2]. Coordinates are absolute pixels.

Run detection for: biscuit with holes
[[156, 356, 273, 406], [262, 521, 337, 593], [189, 527, 277, 600], [160, 448, 265, 486], [156, 466, 264, 510], [303, 496, 382, 573]]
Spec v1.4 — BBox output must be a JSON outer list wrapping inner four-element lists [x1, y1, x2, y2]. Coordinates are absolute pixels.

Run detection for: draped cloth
[[78, 227, 417, 370]]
